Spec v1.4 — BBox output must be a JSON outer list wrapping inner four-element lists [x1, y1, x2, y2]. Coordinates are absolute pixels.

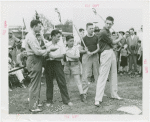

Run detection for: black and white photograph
[[1, 0, 149, 121]]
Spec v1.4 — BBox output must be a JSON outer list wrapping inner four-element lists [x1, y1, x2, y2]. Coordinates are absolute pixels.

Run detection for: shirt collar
[[87, 33, 94, 37]]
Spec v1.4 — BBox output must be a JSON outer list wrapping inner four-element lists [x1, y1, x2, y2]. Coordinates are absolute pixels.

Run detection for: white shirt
[[131, 35, 135, 40], [45, 41, 66, 61], [66, 46, 80, 61]]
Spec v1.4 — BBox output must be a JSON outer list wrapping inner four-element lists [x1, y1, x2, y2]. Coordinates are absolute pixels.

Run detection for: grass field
[[9, 74, 142, 114]]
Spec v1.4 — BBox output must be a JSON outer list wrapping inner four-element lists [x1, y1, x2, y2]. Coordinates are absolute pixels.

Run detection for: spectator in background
[[119, 31, 126, 46], [125, 31, 130, 39], [9, 30, 20, 63], [119, 44, 128, 75], [94, 26, 100, 36], [138, 25, 143, 48], [111, 32, 122, 73], [8, 46, 26, 89], [126, 28, 139, 75], [16, 43, 22, 58], [79, 28, 85, 38], [137, 40, 142, 77], [124, 31, 130, 72], [16, 48, 27, 67]]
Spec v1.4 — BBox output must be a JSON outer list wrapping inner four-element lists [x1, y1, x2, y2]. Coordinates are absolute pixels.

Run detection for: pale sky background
[[6, 3, 142, 34], [73, 8, 142, 33], [7, 2, 73, 31]]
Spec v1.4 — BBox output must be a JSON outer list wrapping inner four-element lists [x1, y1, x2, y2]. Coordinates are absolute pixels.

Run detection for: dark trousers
[[129, 54, 137, 72], [45, 60, 70, 104]]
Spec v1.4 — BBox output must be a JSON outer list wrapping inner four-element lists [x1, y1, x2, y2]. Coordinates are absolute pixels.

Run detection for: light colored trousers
[[95, 49, 118, 102], [82, 53, 99, 94]]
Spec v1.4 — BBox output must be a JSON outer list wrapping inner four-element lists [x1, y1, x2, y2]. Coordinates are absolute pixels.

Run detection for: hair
[[66, 35, 74, 42], [112, 32, 116, 35], [36, 33, 41, 38], [129, 28, 134, 31], [138, 40, 141, 43], [30, 20, 42, 28], [86, 23, 93, 29], [51, 29, 61, 37], [79, 28, 84, 32], [134, 32, 137, 35], [126, 31, 130, 34], [106, 16, 114, 23], [119, 31, 125, 35], [94, 27, 100, 32]]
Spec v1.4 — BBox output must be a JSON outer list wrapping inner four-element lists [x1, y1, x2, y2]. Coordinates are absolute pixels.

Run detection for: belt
[[65, 61, 79, 65]]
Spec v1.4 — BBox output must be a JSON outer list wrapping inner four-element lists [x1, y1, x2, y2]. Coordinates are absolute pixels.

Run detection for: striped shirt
[[98, 27, 113, 53]]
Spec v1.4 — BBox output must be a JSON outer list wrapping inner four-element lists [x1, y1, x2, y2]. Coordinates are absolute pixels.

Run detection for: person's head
[[86, 23, 94, 35], [79, 28, 84, 37], [30, 20, 42, 33], [51, 29, 61, 43], [138, 40, 141, 47], [94, 27, 100, 36], [112, 32, 116, 36], [9, 30, 13, 38], [105, 16, 114, 30], [119, 31, 125, 36], [66, 35, 74, 47], [8, 46, 13, 53], [36, 33, 42, 41], [125, 31, 130, 38], [129, 28, 134, 35]]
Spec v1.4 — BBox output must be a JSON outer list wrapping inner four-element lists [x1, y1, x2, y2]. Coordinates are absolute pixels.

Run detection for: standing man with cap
[[95, 16, 123, 107], [25, 20, 54, 112]]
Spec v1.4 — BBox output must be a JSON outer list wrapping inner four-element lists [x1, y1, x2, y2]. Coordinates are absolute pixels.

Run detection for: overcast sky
[[6, 2, 142, 33], [73, 8, 142, 32], [6, 2, 73, 31]]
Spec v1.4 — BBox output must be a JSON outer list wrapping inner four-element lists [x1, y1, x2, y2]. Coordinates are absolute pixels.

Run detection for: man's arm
[[112, 34, 123, 44], [50, 45, 66, 59], [27, 36, 50, 56]]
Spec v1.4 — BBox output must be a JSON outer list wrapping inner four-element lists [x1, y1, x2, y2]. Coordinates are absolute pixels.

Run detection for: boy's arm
[[66, 47, 80, 60], [79, 45, 88, 54]]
